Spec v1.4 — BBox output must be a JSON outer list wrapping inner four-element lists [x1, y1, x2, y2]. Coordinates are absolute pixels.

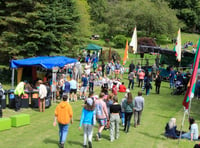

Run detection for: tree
[[103, 0, 179, 38], [0, 0, 80, 62], [166, 0, 200, 32]]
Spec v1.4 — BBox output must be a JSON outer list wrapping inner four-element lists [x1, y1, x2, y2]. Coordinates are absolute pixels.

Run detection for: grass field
[[0, 33, 199, 148], [1, 77, 200, 148]]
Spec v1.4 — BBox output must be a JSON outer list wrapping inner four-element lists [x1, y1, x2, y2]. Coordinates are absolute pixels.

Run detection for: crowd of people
[[1, 54, 200, 148]]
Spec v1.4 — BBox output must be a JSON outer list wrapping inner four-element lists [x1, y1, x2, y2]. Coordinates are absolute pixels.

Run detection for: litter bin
[[31, 89, 39, 108], [21, 90, 30, 108], [8, 89, 15, 109], [1, 90, 7, 109], [45, 86, 51, 108]]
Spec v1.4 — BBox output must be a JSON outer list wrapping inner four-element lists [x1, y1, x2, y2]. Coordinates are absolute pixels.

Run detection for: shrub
[[138, 37, 157, 46], [113, 35, 127, 48]]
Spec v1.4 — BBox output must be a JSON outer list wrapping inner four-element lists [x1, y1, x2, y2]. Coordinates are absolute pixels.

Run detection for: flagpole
[[178, 109, 187, 144], [188, 97, 193, 116]]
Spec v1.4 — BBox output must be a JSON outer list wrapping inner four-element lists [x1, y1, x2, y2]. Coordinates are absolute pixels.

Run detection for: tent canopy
[[85, 44, 102, 51], [11, 56, 77, 69]]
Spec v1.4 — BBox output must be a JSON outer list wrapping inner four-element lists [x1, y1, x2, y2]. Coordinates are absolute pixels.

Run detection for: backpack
[[146, 79, 151, 87]]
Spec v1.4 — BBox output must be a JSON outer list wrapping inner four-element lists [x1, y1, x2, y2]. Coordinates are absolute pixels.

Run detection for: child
[[112, 82, 118, 96], [119, 82, 126, 92], [89, 72, 95, 93], [79, 98, 96, 148]]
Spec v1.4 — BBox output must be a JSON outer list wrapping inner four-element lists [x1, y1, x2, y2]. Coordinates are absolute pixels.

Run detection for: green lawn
[[0, 78, 200, 148]]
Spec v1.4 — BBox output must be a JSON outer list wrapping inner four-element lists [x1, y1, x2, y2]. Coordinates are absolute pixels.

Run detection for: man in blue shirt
[[80, 74, 88, 99], [69, 78, 78, 102]]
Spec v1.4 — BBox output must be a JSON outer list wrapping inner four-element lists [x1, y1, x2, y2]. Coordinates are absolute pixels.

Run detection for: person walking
[[101, 62, 105, 77], [53, 95, 73, 148], [62, 80, 70, 100], [169, 67, 175, 89], [79, 98, 96, 148], [144, 75, 152, 96], [38, 80, 47, 112], [14, 81, 26, 112], [95, 93, 109, 141], [122, 92, 134, 133], [155, 72, 162, 94], [129, 60, 135, 74], [80, 74, 88, 100], [69, 78, 78, 102], [109, 96, 121, 142], [128, 70, 135, 90], [138, 69, 145, 88], [133, 91, 144, 128]]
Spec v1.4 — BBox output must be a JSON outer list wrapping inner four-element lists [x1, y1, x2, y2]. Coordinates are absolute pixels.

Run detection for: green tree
[[166, 0, 200, 32], [104, 0, 179, 38], [0, 0, 80, 62]]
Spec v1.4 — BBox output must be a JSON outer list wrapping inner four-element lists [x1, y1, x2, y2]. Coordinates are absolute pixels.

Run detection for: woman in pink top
[[95, 92, 109, 141], [138, 70, 145, 88]]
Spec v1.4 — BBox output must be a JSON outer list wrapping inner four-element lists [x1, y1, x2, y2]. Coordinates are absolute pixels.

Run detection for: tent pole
[[11, 68, 15, 89]]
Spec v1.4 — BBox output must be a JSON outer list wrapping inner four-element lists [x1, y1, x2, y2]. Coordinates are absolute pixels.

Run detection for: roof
[[85, 44, 102, 50], [11, 56, 77, 69]]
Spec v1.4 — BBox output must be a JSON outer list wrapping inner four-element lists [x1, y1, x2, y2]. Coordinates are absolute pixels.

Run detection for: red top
[[119, 84, 126, 92], [112, 85, 118, 95]]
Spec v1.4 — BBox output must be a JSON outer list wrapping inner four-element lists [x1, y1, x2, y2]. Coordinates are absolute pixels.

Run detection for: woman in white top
[[85, 62, 91, 76], [38, 80, 47, 112], [181, 117, 199, 141]]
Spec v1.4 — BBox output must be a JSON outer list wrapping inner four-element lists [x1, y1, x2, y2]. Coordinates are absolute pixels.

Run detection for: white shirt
[[39, 84, 47, 99]]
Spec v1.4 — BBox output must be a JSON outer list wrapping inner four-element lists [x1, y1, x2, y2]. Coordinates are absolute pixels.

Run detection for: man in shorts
[[80, 74, 88, 100], [69, 78, 77, 102], [95, 93, 109, 141]]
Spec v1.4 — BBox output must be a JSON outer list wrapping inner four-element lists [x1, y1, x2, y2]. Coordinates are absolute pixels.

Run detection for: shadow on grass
[[102, 134, 110, 141], [138, 131, 166, 140], [43, 138, 59, 146], [68, 140, 83, 147], [155, 113, 170, 119]]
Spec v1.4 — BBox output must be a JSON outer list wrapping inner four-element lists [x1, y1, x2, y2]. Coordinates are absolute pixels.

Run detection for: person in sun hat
[[79, 97, 96, 148]]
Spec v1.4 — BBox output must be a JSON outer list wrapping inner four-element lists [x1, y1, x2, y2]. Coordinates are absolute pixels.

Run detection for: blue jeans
[[59, 123, 69, 144], [128, 79, 134, 89], [170, 78, 174, 88], [124, 112, 133, 133], [120, 112, 125, 125], [146, 88, 150, 95]]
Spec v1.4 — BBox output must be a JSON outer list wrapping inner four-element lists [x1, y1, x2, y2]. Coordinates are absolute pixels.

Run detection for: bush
[[113, 35, 127, 48], [138, 37, 157, 46]]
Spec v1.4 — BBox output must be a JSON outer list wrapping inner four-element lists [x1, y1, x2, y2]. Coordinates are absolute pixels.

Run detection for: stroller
[[171, 80, 185, 95]]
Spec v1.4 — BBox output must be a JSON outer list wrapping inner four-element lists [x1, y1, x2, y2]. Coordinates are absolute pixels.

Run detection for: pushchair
[[171, 81, 185, 95]]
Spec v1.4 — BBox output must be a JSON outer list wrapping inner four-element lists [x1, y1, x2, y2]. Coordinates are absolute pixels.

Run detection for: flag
[[123, 40, 129, 65], [183, 38, 200, 109], [130, 27, 137, 54], [173, 28, 181, 62]]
